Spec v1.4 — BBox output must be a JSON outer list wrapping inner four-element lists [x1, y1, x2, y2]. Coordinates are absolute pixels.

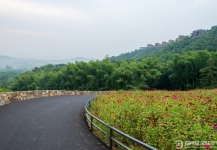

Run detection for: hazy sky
[[0, 0, 217, 60]]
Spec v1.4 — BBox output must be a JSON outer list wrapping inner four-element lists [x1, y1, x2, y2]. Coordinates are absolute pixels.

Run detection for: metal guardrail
[[84, 98, 158, 150]]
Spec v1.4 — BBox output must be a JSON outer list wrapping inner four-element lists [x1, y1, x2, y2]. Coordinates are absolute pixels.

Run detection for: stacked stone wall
[[0, 90, 102, 106]]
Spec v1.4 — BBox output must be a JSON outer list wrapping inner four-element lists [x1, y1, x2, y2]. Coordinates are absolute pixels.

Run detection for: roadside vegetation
[[89, 90, 217, 149], [0, 88, 12, 92]]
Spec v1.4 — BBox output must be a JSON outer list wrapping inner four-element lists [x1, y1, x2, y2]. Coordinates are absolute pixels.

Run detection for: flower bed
[[89, 90, 217, 149]]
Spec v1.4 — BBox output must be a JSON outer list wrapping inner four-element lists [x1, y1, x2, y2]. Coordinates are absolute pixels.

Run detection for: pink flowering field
[[89, 90, 217, 149]]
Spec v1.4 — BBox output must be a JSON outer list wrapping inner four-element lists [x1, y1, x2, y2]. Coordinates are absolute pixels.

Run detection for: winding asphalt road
[[0, 95, 110, 150]]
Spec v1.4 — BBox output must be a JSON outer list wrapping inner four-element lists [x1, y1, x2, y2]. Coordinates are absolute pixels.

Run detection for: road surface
[[0, 95, 110, 150]]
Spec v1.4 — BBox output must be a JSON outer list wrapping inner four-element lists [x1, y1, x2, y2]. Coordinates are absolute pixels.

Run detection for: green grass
[[0, 88, 12, 92]]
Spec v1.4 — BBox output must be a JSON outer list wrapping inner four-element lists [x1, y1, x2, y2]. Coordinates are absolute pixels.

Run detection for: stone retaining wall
[[0, 90, 101, 106]]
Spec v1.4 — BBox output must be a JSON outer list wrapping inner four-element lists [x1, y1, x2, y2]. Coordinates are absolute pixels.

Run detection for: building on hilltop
[[155, 43, 162, 49], [176, 35, 185, 41], [169, 39, 175, 43], [162, 41, 168, 47], [191, 29, 207, 38], [140, 27, 208, 52], [147, 44, 155, 48]]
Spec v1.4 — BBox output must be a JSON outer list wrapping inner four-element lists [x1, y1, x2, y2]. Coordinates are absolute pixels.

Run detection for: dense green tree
[[27, 82, 38, 90], [200, 59, 217, 87]]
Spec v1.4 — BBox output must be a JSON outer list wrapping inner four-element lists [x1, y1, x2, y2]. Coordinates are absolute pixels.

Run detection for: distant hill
[[0, 55, 97, 70], [0, 55, 17, 60], [110, 25, 217, 61]]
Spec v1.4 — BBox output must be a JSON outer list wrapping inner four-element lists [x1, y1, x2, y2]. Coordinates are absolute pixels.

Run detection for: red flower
[[189, 102, 193, 105], [192, 107, 197, 110], [117, 99, 121, 103], [214, 124, 217, 130], [165, 114, 170, 117], [201, 118, 206, 122], [208, 122, 213, 126], [134, 142, 138, 146], [204, 143, 211, 149], [210, 115, 216, 118]]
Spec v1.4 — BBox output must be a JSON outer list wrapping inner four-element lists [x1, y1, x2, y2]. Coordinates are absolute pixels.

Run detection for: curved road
[[0, 95, 110, 150]]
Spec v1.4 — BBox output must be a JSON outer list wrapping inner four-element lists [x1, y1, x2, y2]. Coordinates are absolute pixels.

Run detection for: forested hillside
[[5, 26, 217, 91], [109, 48, 159, 61], [160, 26, 217, 54], [110, 26, 217, 61]]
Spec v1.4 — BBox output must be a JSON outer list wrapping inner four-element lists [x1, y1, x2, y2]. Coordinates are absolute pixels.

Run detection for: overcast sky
[[0, 0, 217, 60]]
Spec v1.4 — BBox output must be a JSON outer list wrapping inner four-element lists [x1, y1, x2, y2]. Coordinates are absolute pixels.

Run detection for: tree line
[[8, 49, 217, 91]]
